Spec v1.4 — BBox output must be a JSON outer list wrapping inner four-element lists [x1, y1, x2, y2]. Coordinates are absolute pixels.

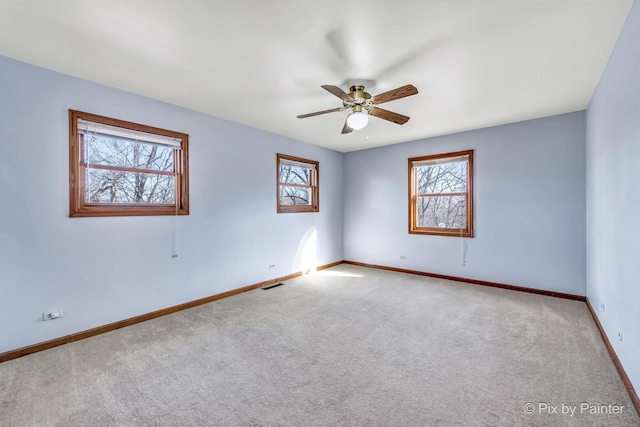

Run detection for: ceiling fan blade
[[375, 38, 449, 81], [369, 107, 410, 125], [325, 28, 353, 70], [321, 85, 354, 102], [297, 107, 343, 119], [341, 117, 353, 134], [372, 84, 418, 105]]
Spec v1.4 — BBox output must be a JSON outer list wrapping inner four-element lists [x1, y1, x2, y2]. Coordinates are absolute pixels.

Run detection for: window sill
[[409, 228, 473, 238]]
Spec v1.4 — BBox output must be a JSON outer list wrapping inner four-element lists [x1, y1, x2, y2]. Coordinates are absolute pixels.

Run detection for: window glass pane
[[280, 185, 311, 206], [86, 169, 175, 204], [84, 134, 174, 172], [416, 195, 466, 228], [280, 165, 311, 185], [417, 161, 467, 194]]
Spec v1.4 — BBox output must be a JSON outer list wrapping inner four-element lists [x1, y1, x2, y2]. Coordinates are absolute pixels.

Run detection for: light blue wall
[[586, 0, 640, 396], [0, 56, 343, 353], [344, 112, 586, 295]]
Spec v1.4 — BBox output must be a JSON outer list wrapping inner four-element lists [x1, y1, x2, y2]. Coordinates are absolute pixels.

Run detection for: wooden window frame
[[277, 153, 319, 213], [69, 110, 189, 217], [408, 149, 474, 237]]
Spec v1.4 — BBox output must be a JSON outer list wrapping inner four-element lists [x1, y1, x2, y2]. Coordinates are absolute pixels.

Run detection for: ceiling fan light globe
[[347, 112, 368, 130]]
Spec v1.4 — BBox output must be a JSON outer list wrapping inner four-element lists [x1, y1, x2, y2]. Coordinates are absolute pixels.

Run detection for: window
[[69, 110, 189, 217], [277, 153, 319, 213], [409, 150, 473, 237]]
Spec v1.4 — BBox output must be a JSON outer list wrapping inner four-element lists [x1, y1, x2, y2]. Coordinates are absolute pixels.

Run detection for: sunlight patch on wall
[[295, 226, 317, 275]]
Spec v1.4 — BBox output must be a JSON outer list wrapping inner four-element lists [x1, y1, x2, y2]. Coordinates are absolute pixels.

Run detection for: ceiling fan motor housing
[[348, 85, 370, 103]]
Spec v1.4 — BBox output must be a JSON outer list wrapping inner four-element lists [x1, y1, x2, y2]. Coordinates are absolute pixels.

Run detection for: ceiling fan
[[297, 84, 418, 134]]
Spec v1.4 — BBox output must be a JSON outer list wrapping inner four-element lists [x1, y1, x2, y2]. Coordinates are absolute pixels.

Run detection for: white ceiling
[[0, 0, 634, 152]]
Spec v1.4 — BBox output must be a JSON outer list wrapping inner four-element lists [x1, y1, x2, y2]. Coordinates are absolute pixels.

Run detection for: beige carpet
[[1, 264, 638, 426]]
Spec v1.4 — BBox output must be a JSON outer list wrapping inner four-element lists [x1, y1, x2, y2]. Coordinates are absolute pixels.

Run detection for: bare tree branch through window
[[409, 150, 474, 237], [84, 135, 175, 204], [69, 110, 189, 217], [277, 154, 319, 213]]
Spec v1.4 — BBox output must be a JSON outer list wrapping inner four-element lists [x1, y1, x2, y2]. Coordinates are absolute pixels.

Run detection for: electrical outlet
[[42, 309, 64, 321], [618, 330, 623, 342], [268, 263, 275, 269], [601, 303, 605, 312], [400, 255, 407, 260]]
